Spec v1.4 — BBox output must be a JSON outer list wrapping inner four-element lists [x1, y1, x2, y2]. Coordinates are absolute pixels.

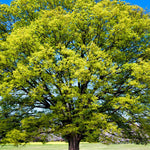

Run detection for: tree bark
[[68, 134, 81, 150]]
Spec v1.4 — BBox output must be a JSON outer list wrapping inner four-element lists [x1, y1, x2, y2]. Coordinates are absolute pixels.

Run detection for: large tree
[[0, 0, 150, 150]]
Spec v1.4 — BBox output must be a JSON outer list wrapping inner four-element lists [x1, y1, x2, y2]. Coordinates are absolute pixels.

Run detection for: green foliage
[[0, 0, 150, 148], [1, 129, 27, 146], [0, 4, 13, 40], [20, 115, 51, 143]]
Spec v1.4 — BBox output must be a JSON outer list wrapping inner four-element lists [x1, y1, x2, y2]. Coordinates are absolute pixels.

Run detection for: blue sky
[[0, 0, 150, 10]]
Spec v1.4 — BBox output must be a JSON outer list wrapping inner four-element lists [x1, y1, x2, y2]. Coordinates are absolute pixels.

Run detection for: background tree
[[0, 0, 150, 150]]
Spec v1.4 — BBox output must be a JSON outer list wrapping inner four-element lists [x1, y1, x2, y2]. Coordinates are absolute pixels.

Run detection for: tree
[[0, 0, 150, 150]]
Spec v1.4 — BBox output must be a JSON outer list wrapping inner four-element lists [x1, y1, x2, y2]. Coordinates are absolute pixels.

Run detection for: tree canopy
[[0, 0, 150, 150]]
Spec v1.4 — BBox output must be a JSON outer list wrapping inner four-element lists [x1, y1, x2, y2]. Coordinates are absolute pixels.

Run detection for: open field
[[0, 142, 150, 150]]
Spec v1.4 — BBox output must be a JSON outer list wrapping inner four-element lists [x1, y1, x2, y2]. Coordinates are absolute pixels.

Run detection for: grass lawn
[[0, 142, 150, 150]]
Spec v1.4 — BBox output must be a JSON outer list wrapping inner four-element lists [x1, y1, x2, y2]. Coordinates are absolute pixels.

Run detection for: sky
[[0, 0, 150, 10]]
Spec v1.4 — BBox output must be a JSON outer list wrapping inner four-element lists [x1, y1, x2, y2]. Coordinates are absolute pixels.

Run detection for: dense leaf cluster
[[0, 0, 150, 149]]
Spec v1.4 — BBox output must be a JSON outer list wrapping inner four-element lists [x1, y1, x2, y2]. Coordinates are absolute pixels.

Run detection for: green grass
[[0, 142, 150, 150]]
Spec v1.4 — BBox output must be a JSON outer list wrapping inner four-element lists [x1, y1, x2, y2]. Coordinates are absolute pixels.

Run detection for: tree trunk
[[68, 134, 81, 150]]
